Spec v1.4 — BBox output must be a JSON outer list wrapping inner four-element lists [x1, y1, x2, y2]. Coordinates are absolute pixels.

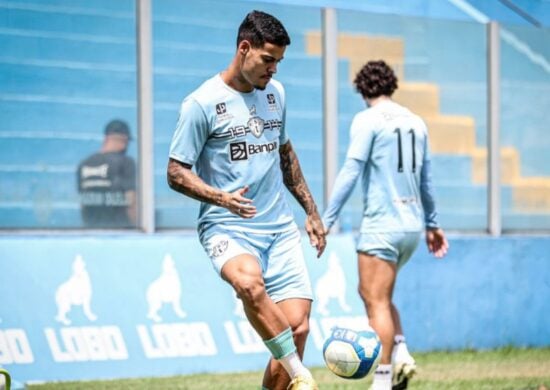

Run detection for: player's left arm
[[279, 140, 326, 257]]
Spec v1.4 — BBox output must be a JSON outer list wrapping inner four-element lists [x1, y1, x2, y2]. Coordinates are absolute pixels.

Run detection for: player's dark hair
[[354, 60, 398, 99], [237, 10, 290, 48]]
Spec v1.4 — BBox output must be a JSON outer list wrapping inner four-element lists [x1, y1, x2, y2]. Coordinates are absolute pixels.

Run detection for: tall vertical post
[[487, 21, 501, 236], [322, 8, 338, 228], [136, 0, 155, 233]]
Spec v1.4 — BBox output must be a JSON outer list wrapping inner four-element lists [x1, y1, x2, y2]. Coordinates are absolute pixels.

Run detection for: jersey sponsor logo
[[215, 102, 233, 123], [146, 254, 187, 323], [229, 141, 278, 161], [266, 93, 279, 112], [230, 142, 248, 161], [215, 102, 226, 114]]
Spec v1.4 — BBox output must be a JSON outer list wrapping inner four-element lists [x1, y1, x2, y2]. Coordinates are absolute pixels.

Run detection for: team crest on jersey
[[211, 240, 228, 258], [248, 116, 265, 138], [267, 94, 276, 105]]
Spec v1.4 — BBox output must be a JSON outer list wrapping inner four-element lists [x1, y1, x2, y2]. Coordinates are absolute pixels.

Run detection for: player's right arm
[[322, 113, 372, 233], [167, 97, 256, 218], [167, 159, 256, 218]]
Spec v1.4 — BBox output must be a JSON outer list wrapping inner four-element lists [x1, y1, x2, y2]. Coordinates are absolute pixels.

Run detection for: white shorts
[[199, 225, 313, 303]]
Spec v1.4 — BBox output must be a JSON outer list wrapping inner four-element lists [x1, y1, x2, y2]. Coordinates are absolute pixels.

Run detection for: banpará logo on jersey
[[229, 141, 278, 162], [211, 240, 228, 257]]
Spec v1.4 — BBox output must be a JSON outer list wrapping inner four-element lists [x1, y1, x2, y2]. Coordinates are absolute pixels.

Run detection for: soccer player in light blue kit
[[323, 61, 449, 390], [167, 10, 325, 390]]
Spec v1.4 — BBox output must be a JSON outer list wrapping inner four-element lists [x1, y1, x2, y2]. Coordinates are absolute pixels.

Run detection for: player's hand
[[305, 213, 326, 258], [222, 186, 256, 218], [426, 228, 449, 258]]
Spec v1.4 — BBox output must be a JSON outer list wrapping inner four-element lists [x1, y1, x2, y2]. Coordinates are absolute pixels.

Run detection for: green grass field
[[28, 347, 550, 390]]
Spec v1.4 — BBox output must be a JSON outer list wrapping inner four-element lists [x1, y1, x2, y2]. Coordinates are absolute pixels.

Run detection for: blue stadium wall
[[1, 234, 549, 383]]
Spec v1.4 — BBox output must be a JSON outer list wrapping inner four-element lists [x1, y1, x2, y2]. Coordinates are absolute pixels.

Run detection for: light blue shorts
[[199, 225, 313, 303], [356, 231, 421, 270]]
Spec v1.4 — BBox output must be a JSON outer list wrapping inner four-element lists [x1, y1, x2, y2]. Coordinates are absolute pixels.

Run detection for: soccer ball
[[322, 326, 382, 379]]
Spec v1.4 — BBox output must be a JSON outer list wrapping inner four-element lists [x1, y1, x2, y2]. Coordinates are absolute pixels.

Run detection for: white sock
[[394, 334, 406, 344], [278, 352, 312, 379], [371, 364, 392, 390]]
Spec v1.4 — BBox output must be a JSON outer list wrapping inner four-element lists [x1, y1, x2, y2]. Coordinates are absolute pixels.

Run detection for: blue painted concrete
[[0, 234, 548, 383]]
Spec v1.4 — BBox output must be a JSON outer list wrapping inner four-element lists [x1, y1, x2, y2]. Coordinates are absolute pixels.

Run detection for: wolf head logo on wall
[[146, 254, 187, 322], [55, 254, 97, 325]]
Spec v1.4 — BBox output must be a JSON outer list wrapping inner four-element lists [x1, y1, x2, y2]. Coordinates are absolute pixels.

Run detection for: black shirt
[[77, 151, 136, 228]]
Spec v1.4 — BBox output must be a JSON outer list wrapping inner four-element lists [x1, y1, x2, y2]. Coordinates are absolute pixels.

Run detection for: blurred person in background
[[77, 119, 136, 228], [167, 10, 325, 390], [323, 60, 449, 390]]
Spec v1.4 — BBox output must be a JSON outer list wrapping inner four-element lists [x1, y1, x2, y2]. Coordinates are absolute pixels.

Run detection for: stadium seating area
[[1, 0, 548, 229]]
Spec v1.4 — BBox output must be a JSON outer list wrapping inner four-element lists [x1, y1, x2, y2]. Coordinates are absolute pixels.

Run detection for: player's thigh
[[220, 253, 264, 290], [357, 252, 397, 302], [200, 228, 265, 293], [265, 227, 313, 303]]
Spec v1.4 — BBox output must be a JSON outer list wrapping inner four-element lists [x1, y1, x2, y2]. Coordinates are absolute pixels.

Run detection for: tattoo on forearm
[[279, 142, 318, 215], [167, 159, 224, 206]]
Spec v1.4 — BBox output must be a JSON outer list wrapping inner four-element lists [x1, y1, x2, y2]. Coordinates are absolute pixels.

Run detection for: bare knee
[[233, 275, 266, 310], [358, 284, 391, 314]]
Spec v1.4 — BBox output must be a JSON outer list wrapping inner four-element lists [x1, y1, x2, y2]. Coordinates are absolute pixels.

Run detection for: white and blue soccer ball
[[322, 326, 382, 379]]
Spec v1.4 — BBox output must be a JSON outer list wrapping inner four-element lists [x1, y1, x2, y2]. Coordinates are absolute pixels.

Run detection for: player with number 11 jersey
[[323, 97, 438, 233]]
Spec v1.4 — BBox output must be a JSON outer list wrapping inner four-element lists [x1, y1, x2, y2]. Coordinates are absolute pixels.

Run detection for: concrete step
[[471, 147, 521, 185], [425, 115, 477, 154], [394, 82, 440, 117], [305, 31, 405, 81]]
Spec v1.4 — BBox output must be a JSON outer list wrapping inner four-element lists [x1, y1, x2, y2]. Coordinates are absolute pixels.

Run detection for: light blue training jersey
[[169, 74, 295, 234], [324, 99, 439, 233]]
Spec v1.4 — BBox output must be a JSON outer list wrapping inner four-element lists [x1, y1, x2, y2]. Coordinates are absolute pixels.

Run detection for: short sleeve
[[121, 157, 136, 191], [271, 81, 288, 145], [169, 97, 210, 165], [346, 113, 375, 162]]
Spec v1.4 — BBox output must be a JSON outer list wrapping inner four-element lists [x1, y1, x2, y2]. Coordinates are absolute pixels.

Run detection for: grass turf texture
[[28, 347, 550, 389]]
